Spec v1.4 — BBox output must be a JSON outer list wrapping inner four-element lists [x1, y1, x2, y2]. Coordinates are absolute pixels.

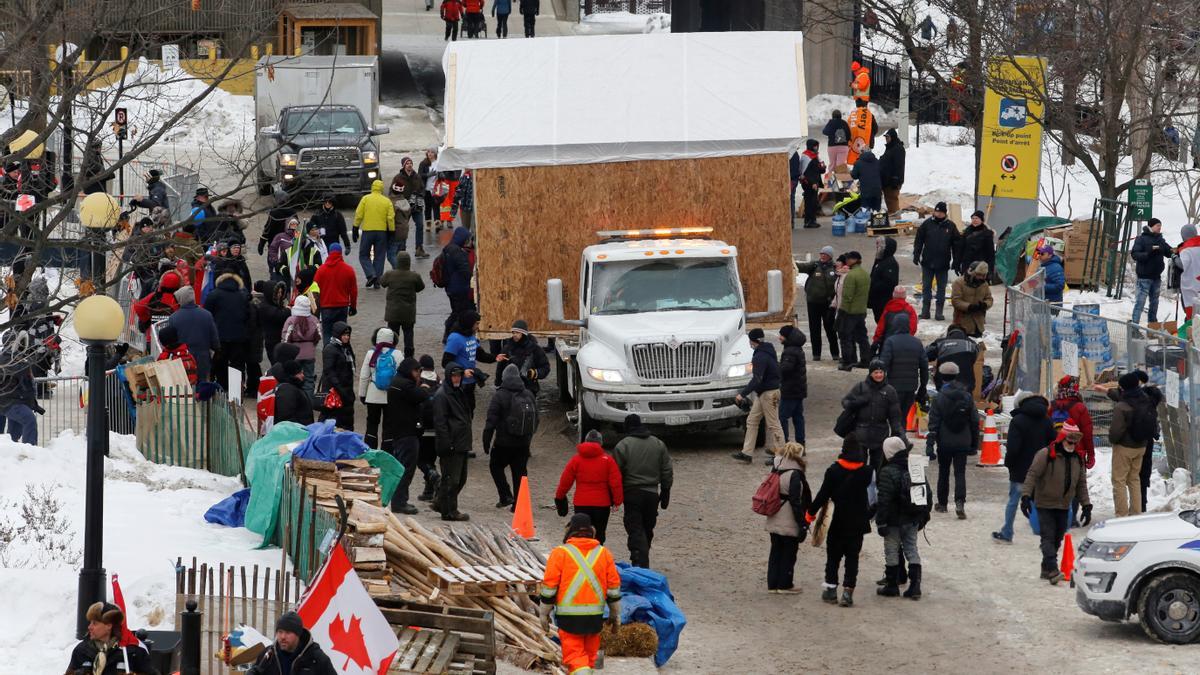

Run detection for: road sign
[[977, 56, 1047, 202], [114, 108, 127, 126], [161, 44, 180, 70], [1129, 179, 1153, 220], [1000, 154, 1019, 173]]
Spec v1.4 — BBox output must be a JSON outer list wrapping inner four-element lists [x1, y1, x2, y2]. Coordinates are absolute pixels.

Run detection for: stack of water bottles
[[1049, 306, 1115, 371]]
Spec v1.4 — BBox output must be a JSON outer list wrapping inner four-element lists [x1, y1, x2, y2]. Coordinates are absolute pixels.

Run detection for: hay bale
[[599, 621, 658, 658]]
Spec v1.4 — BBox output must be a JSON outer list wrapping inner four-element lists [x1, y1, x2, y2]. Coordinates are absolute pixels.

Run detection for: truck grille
[[298, 147, 361, 169], [631, 341, 717, 381]]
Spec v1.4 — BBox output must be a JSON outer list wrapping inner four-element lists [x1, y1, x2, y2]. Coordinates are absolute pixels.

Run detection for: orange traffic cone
[[978, 408, 1001, 466], [906, 403, 926, 439], [511, 476, 537, 540], [1060, 532, 1075, 582]]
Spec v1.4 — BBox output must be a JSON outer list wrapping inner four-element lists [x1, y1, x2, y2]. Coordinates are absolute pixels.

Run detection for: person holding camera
[[443, 309, 496, 417], [730, 328, 784, 464]]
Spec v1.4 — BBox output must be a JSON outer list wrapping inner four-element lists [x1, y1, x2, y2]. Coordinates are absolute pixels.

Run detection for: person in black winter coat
[[416, 355, 442, 501], [433, 364, 474, 520], [213, 242, 253, 290], [956, 210, 995, 277], [483, 364, 538, 508], [879, 313, 928, 417], [841, 358, 904, 468], [258, 190, 297, 256], [386, 358, 430, 514], [519, 0, 539, 37], [927, 325, 979, 394], [247, 611, 336, 675], [318, 321, 356, 430], [807, 436, 873, 607], [309, 195, 352, 253], [777, 326, 808, 443], [67, 601, 158, 675], [732, 328, 784, 463], [204, 273, 251, 392], [273, 360, 314, 426], [822, 110, 851, 171], [1131, 218, 1172, 323], [913, 202, 961, 320], [850, 148, 883, 212], [256, 281, 291, 365], [927, 362, 980, 518], [879, 129, 906, 214], [875, 436, 930, 599], [993, 392, 1056, 543], [495, 319, 550, 394], [868, 236, 899, 322]]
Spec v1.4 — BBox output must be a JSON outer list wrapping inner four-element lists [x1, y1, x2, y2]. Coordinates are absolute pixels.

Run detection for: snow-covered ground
[[0, 432, 279, 669]]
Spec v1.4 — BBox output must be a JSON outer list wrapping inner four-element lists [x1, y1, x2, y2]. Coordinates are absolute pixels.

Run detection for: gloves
[[482, 444, 491, 456], [344, 244, 351, 255], [1080, 504, 1093, 527], [537, 602, 553, 631], [527, 369, 538, 381], [352, 227, 360, 243], [876, 525, 890, 538], [359, 396, 366, 405], [32, 403, 46, 416], [804, 510, 816, 524], [1020, 495, 1033, 518], [349, 307, 357, 316], [659, 488, 670, 510], [555, 497, 569, 517], [606, 601, 621, 631], [912, 256, 920, 266], [925, 436, 937, 458], [257, 241, 266, 256]]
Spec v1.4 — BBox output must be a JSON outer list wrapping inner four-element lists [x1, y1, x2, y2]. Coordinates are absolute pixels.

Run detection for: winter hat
[[175, 285, 196, 306], [566, 512, 595, 539], [511, 319, 530, 335], [275, 611, 305, 635], [969, 261, 990, 276], [892, 285, 907, 299], [585, 429, 604, 444], [884, 128, 899, 142], [868, 358, 886, 373], [86, 602, 124, 629], [971, 209, 985, 220], [158, 325, 180, 348], [274, 342, 301, 363], [938, 361, 960, 376], [806, 138, 820, 151], [146, 168, 163, 180], [402, 156, 414, 167], [1061, 420, 1082, 438], [1013, 391, 1036, 409], [624, 413, 650, 437], [820, 245, 835, 257], [291, 295, 312, 317], [1183, 224, 1198, 241], [934, 201, 947, 213], [329, 243, 342, 254], [1036, 244, 1055, 255], [273, 188, 289, 206], [282, 360, 303, 377], [747, 328, 765, 342], [1135, 369, 1150, 384], [779, 324, 794, 338], [838, 436, 866, 463], [1119, 371, 1142, 391], [882, 436, 906, 461], [1056, 375, 1079, 400], [194, 186, 210, 197], [375, 327, 395, 345], [419, 354, 436, 371]]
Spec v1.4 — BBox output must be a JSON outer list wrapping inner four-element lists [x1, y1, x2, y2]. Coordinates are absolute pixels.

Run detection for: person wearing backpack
[[482, 364, 538, 509], [806, 436, 872, 607], [613, 414, 673, 569], [992, 392, 1056, 544], [926, 362, 979, 519], [386, 357, 430, 514], [822, 110, 851, 178], [1021, 421, 1092, 584], [760, 441, 811, 593], [1108, 371, 1159, 516], [359, 328, 398, 449], [875, 436, 929, 599]]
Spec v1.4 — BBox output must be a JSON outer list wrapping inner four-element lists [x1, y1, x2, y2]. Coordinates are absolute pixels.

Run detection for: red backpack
[[751, 470, 785, 516]]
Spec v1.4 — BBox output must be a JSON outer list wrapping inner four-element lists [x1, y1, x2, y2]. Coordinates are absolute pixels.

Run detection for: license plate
[[664, 415, 690, 426]]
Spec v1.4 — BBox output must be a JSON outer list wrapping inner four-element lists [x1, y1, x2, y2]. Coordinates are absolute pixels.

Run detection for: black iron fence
[[584, 0, 671, 14]]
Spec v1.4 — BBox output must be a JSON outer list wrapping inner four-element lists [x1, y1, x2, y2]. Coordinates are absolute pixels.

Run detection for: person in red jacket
[[554, 430, 624, 544], [312, 243, 359, 346], [156, 324, 199, 385], [871, 286, 918, 350], [1051, 376, 1094, 469], [132, 269, 183, 334], [462, 0, 485, 37], [441, 0, 463, 41]]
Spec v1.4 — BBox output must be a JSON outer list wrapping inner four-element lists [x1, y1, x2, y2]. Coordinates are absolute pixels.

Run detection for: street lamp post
[[73, 275, 125, 639], [78, 191, 120, 292]]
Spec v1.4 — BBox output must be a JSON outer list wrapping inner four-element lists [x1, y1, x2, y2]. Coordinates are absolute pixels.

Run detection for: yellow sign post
[[977, 56, 1047, 202]]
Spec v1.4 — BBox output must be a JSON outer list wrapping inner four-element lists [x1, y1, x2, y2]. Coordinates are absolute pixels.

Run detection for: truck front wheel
[[1138, 571, 1200, 644]]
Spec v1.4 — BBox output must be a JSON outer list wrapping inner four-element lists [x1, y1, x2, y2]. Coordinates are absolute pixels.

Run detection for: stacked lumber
[[383, 514, 562, 673]]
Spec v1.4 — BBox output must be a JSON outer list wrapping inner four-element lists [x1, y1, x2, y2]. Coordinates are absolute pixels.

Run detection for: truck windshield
[[283, 110, 365, 135], [590, 258, 741, 315]]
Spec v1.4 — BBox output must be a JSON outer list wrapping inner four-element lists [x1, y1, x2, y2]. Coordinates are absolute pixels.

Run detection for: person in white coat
[[359, 327, 396, 449]]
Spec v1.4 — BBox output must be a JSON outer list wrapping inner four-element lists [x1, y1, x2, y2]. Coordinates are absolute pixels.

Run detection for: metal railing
[[583, 0, 671, 14], [33, 372, 136, 443]]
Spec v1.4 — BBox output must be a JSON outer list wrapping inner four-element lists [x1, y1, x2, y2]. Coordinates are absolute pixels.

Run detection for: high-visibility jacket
[[847, 107, 875, 165], [540, 537, 621, 635], [852, 67, 871, 102]]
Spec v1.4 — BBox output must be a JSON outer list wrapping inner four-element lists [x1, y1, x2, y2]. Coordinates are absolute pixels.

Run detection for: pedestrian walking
[[390, 157, 426, 257], [482, 364, 538, 508], [850, 60, 871, 103], [955, 210, 995, 277], [0, 332, 42, 444], [282, 295, 321, 402], [879, 129, 905, 215], [438, 226, 475, 341], [417, 149, 438, 258], [878, 315, 928, 424], [850, 146, 882, 212], [273, 359, 315, 426], [796, 139, 825, 228], [1108, 371, 1159, 517], [539, 513, 622, 675], [318, 322, 356, 430], [68, 602, 156, 675], [837, 250, 871, 371], [871, 285, 917, 352], [188, 186, 219, 244], [822, 110, 851, 178], [875, 436, 929, 599], [731, 328, 784, 463], [352, 179, 396, 287], [841, 358, 904, 468], [949, 261, 993, 338], [868, 236, 899, 322], [268, 217, 298, 285], [432, 363, 474, 521], [416, 355, 442, 501], [204, 272, 251, 392], [308, 194, 351, 255], [926, 362, 979, 519], [462, 0, 485, 37], [381, 252, 425, 359], [132, 269, 182, 335], [246, 611, 337, 675], [520, 0, 538, 37], [555, 429, 623, 544], [492, 0, 511, 37], [359, 327, 397, 449], [297, 222, 328, 270], [257, 189, 296, 258], [913, 202, 960, 320], [613, 413, 673, 569], [441, 0, 463, 40], [1176, 224, 1200, 317], [763, 441, 811, 593], [927, 325, 979, 394], [807, 436, 872, 607], [992, 392, 1055, 543], [796, 246, 839, 361], [385, 357, 429, 514], [777, 325, 808, 443], [313, 243, 358, 345], [1130, 218, 1171, 323], [1021, 421, 1092, 584], [167, 285, 220, 382]]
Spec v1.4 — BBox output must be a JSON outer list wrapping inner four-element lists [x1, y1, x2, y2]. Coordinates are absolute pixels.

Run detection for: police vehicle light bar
[[595, 227, 714, 239]]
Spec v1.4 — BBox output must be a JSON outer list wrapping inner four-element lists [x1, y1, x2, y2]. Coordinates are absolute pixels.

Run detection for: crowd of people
[[439, 0, 541, 41]]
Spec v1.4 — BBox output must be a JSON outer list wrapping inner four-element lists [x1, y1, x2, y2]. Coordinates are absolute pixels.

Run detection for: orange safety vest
[[847, 107, 874, 165], [852, 68, 871, 102], [540, 538, 621, 621]]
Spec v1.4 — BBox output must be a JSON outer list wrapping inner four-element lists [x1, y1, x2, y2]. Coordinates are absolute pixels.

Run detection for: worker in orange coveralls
[[539, 513, 622, 675]]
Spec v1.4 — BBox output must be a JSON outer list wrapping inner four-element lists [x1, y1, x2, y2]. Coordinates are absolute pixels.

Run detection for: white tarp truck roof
[[438, 31, 807, 169]]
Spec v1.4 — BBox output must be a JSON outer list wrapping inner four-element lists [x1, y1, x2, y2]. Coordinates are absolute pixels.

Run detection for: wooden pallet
[[377, 599, 497, 675], [867, 221, 916, 237], [427, 565, 541, 597], [394, 627, 462, 674]]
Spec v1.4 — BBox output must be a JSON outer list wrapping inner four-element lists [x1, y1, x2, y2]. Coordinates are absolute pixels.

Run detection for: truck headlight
[[362, 150, 378, 164], [587, 367, 623, 383], [279, 153, 298, 167], [1082, 541, 1135, 561], [727, 363, 752, 377]]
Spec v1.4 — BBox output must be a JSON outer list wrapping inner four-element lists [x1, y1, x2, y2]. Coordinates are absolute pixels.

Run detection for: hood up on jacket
[[395, 251, 412, 271], [215, 272, 243, 291], [452, 225, 471, 246], [1014, 392, 1050, 419], [877, 236, 897, 260], [784, 328, 807, 349], [370, 179, 384, 194], [501, 363, 524, 391], [576, 441, 604, 459], [890, 312, 911, 336], [329, 321, 352, 343]]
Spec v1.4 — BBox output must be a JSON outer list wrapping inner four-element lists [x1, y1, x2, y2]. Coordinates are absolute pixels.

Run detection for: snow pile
[[1086, 444, 1177, 516], [0, 431, 280, 669], [577, 12, 671, 34], [807, 94, 893, 129]]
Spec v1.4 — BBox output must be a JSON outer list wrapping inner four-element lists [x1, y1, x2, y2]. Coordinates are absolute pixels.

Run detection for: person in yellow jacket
[[539, 513, 622, 675], [353, 179, 396, 288]]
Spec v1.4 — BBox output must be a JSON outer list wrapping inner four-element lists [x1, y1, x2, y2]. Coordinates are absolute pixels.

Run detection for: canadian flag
[[298, 545, 398, 674]]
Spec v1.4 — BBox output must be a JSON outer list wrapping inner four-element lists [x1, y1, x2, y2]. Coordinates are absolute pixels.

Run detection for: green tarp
[[995, 216, 1070, 285]]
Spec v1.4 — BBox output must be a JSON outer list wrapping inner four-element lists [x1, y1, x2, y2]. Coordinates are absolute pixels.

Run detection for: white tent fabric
[[438, 32, 807, 170]]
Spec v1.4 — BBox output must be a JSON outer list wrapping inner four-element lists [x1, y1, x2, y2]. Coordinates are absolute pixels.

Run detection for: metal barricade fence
[[1005, 280, 1200, 481], [34, 372, 135, 444]]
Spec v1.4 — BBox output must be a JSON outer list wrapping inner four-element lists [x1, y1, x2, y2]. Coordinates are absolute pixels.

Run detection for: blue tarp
[[616, 563, 686, 667], [292, 420, 369, 461], [204, 488, 250, 527]]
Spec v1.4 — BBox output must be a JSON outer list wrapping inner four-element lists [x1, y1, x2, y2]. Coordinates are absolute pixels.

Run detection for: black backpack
[[505, 390, 538, 438], [941, 390, 974, 433], [1127, 395, 1159, 444]]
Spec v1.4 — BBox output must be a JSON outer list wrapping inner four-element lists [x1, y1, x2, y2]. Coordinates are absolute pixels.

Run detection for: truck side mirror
[[369, 125, 391, 136], [746, 269, 784, 319], [548, 279, 585, 327], [259, 126, 283, 141]]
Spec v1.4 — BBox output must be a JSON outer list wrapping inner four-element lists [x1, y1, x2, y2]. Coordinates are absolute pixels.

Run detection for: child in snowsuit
[[875, 436, 931, 599], [808, 436, 873, 607]]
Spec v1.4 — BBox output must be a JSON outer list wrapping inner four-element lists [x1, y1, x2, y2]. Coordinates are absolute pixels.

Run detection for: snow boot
[[876, 567, 901, 597], [934, 503, 947, 513], [903, 564, 923, 600], [839, 588, 854, 607], [1048, 570, 1064, 585], [821, 585, 838, 604], [1040, 568, 1056, 580], [956, 501, 967, 520], [415, 247, 430, 259], [897, 558, 909, 585], [919, 308, 931, 320], [418, 472, 439, 501]]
